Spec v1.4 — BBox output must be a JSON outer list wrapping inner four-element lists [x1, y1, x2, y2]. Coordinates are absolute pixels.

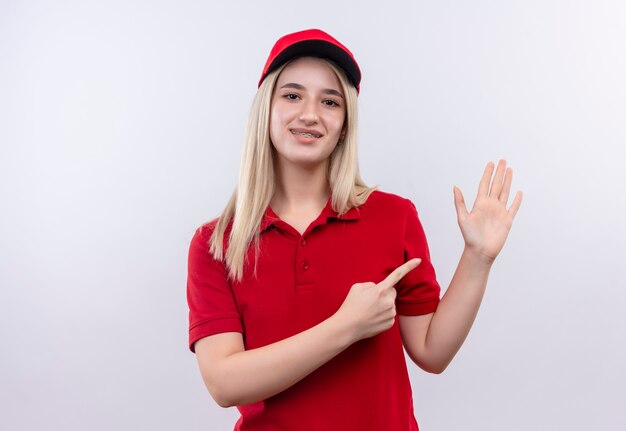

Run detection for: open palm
[[453, 160, 523, 263]]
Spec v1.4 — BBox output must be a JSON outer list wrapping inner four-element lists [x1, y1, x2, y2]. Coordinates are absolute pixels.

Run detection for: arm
[[400, 248, 492, 373], [195, 315, 353, 408], [400, 159, 523, 374], [196, 259, 421, 407]]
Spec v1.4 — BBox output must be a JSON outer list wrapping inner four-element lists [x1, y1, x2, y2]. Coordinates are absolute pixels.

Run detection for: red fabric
[[258, 28, 362, 93], [187, 190, 440, 431]]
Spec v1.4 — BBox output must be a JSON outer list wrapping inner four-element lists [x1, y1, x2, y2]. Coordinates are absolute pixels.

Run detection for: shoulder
[[190, 217, 225, 253], [195, 218, 219, 239], [188, 217, 232, 269], [354, 190, 419, 229], [191, 215, 235, 254], [361, 189, 415, 213]]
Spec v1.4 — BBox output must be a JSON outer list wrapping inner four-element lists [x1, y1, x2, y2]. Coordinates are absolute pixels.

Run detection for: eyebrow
[[279, 82, 344, 99]]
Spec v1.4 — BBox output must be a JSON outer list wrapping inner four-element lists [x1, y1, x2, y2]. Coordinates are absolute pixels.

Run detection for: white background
[[1, 0, 625, 430]]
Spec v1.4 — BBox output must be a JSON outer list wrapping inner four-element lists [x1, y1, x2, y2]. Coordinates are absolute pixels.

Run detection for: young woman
[[187, 29, 522, 431]]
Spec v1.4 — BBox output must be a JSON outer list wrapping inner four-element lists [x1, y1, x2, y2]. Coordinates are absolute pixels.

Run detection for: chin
[[282, 155, 329, 169]]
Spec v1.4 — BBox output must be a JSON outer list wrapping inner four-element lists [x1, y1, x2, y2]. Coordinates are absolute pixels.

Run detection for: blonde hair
[[210, 57, 376, 281]]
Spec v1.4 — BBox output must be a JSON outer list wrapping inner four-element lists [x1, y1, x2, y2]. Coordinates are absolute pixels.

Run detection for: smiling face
[[269, 56, 346, 171]]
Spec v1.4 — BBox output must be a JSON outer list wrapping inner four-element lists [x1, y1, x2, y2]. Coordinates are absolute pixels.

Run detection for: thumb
[[453, 186, 468, 221]]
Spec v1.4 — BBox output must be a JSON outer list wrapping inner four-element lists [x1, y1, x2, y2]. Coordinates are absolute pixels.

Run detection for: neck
[[270, 157, 331, 214]]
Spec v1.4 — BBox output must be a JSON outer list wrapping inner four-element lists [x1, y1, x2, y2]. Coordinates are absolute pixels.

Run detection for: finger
[[499, 167, 513, 204], [453, 186, 469, 221], [508, 191, 523, 219], [476, 161, 495, 199], [378, 258, 421, 289], [489, 159, 507, 198]]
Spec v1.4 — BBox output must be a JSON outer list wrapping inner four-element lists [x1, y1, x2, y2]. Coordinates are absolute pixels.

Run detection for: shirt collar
[[260, 195, 361, 233]]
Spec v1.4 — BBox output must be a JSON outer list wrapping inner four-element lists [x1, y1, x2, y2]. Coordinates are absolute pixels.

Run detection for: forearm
[[216, 314, 355, 407], [423, 247, 493, 371]]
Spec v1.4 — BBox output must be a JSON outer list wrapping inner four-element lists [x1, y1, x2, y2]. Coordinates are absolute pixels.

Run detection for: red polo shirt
[[187, 190, 440, 431]]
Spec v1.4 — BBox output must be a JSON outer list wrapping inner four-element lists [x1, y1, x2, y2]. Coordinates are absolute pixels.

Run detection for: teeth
[[292, 130, 320, 138]]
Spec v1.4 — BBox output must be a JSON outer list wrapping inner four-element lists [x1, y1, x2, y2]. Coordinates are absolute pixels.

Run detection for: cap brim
[[264, 40, 361, 91]]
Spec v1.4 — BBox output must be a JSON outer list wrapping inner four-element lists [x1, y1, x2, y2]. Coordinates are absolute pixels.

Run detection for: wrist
[[462, 246, 496, 268], [327, 312, 359, 347]]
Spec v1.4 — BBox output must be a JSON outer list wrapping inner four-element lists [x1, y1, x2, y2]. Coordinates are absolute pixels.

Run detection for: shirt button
[[302, 261, 309, 270], [300, 238, 306, 246]]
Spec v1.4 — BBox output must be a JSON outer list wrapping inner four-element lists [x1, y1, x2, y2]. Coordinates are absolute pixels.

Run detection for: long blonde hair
[[210, 57, 376, 281]]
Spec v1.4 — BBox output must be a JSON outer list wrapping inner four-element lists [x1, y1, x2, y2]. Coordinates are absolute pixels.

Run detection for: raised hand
[[453, 160, 523, 263]]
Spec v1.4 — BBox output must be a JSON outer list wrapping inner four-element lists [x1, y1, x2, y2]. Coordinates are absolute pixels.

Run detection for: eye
[[283, 93, 300, 101], [323, 99, 340, 107]]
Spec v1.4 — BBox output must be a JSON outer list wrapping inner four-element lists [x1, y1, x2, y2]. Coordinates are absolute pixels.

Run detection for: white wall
[[1, 0, 624, 429]]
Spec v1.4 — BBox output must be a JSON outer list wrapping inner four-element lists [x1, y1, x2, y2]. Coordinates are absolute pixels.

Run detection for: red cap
[[258, 29, 361, 93]]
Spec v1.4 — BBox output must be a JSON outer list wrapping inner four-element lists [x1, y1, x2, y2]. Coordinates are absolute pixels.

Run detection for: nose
[[298, 98, 319, 124]]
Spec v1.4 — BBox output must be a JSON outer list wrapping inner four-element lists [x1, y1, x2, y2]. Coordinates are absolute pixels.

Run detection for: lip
[[290, 128, 323, 138]]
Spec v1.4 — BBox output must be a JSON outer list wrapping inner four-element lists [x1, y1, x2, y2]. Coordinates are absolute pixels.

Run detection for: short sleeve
[[395, 200, 441, 315], [187, 225, 243, 352]]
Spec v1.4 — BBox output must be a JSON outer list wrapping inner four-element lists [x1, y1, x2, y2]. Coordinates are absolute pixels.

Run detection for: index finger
[[378, 258, 421, 289]]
